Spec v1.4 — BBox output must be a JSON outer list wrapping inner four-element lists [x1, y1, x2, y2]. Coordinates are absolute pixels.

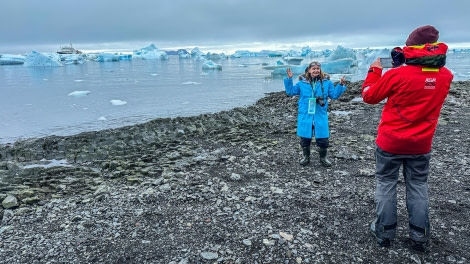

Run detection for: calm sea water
[[1, 53, 469, 144], [0, 56, 283, 143]]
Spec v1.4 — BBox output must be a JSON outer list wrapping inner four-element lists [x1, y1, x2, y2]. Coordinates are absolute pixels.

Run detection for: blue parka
[[284, 76, 346, 139]]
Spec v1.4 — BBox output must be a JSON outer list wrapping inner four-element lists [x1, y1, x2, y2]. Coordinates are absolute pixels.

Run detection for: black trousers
[[300, 137, 329, 149]]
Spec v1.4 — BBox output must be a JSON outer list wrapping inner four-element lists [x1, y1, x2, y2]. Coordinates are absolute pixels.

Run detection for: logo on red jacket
[[424, 78, 436, 89]]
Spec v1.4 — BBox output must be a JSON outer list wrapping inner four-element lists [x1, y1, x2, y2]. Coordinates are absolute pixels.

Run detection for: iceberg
[[191, 47, 205, 57], [268, 45, 359, 77], [262, 60, 286, 70], [270, 65, 303, 76], [230, 49, 285, 58], [231, 50, 253, 58], [95, 53, 120, 62], [0, 54, 26, 65], [178, 50, 191, 59], [202, 60, 222, 70], [321, 58, 357, 74], [283, 56, 304, 65], [23, 51, 63, 67], [301, 46, 312, 57], [191, 47, 206, 60], [206, 52, 228, 60], [118, 54, 132, 60], [267, 51, 284, 57], [133, 43, 169, 60], [270, 58, 357, 77], [60, 54, 86, 64], [327, 45, 357, 61]]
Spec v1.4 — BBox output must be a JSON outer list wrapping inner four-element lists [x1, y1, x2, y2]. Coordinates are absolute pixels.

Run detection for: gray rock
[[200, 252, 218, 260], [2, 195, 18, 209]]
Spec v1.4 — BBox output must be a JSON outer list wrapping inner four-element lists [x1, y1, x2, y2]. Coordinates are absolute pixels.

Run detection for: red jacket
[[362, 42, 453, 154]]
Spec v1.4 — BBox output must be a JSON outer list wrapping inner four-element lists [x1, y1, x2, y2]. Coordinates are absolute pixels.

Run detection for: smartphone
[[380, 57, 393, 68]]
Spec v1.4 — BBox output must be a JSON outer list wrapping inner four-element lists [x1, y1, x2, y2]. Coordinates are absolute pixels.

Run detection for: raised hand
[[286, 67, 293, 78]]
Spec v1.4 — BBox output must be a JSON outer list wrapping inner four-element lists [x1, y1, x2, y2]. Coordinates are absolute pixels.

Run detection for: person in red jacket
[[362, 25, 453, 252]]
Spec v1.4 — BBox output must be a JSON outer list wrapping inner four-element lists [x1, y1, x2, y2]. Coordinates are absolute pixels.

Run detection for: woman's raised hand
[[286, 68, 293, 78]]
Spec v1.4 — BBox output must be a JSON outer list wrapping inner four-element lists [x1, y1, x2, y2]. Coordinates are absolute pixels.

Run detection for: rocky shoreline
[[1, 80, 469, 263]]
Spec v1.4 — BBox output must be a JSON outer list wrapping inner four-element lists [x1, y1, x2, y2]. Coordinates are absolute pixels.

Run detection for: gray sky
[[1, 0, 469, 53]]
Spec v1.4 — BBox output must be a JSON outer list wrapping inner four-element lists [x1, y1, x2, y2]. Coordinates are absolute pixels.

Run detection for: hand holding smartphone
[[380, 57, 393, 68]]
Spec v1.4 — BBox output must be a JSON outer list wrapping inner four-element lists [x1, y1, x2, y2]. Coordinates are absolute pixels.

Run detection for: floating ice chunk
[[283, 56, 304, 65], [133, 43, 169, 60], [231, 50, 254, 58], [118, 54, 132, 60], [110, 99, 127, 106], [327, 45, 357, 61], [24, 51, 63, 67], [142, 50, 168, 60], [193, 52, 206, 61], [301, 46, 312, 56], [182, 81, 202, 85], [270, 58, 356, 76], [178, 50, 191, 59], [0, 54, 26, 65], [206, 52, 228, 60], [191, 47, 205, 56], [262, 60, 285, 70], [139, 43, 159, 51], [191, 47, 206, 60], [321, 58, 356, 74], [98, 116, 107, 121], [202, 60, 222, 70], [95, 53, 120, 62], [60, 54, 85, 64], [68, 91, 91, 97]]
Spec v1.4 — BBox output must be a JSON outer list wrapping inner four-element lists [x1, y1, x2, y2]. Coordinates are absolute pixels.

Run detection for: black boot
[[319, 148, 332, 167], [299, 147, 310, 166]]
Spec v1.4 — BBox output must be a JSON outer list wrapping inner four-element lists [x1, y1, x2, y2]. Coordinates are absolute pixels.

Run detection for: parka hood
[[403, 42, 448, 68]]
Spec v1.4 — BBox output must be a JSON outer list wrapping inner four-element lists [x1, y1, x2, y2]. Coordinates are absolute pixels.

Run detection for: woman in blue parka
[[284, 61, 347, 167]]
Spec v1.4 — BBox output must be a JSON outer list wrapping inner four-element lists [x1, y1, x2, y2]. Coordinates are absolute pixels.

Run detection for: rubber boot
[[299, 147, 310, 166], [319, 148, 332, 167]]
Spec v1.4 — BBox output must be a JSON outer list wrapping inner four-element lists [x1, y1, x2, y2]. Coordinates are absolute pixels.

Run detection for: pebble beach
[[1, 80, 469, 263]]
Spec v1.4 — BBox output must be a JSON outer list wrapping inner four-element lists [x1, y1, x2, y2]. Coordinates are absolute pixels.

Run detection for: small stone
[[279, 231, 294, 241], [200, 252, 218, 260], [2, 195, 18, 209], [230, 173, 241, 181], [263, 239, 275, 246], [242, 239, 252, 246]]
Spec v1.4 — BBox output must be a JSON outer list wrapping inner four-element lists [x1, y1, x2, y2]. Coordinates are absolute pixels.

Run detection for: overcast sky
[[1, 0, 469, 53]]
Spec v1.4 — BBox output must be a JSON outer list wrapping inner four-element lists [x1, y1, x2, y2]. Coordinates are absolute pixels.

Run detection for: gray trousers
[[374, 146, 431, 242]]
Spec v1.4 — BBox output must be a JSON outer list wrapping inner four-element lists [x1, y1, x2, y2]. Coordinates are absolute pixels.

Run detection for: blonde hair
[[299, 61, 329, 81]]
